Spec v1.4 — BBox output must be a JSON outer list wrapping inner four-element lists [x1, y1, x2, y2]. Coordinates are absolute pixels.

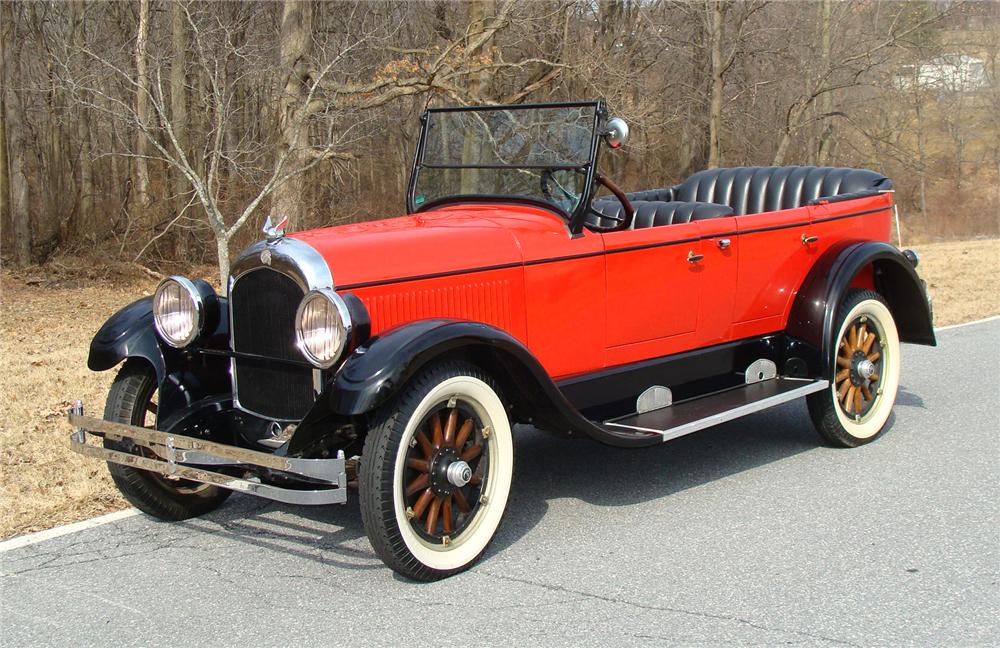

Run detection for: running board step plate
[[605, 378, 828, 442]]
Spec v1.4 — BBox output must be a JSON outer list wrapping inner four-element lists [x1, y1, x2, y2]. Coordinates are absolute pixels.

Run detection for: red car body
[[295, 192, 890, 380]]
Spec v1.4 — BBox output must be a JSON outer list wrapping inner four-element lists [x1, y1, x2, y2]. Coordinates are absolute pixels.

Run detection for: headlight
[[295, 289, 352, 368], [153, 276, 204, 348]]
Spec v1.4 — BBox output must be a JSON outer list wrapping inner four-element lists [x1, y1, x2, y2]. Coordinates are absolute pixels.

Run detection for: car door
[[731, 205, 815, 339], [693, 214, 739, 347], [602, 220, 705, 367]]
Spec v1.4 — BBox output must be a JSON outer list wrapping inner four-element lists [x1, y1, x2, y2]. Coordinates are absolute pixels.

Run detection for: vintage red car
[[69, 101, 935, 580]]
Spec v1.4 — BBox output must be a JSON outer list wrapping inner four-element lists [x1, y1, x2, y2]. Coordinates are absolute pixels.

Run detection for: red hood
[[290, 204, 567, 288]]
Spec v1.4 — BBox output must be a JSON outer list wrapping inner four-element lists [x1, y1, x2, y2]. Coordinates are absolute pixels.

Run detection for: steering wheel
[[587, 173, 634, 232], [540, 170, 581, 213]]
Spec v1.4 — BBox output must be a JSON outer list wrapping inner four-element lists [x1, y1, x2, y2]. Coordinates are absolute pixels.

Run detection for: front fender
[[87, 294, 232, 422], [329, 319, 529, 415], [286, 319, 661, 454], [88, 297, 168, 381], [788, 241, 936, 374]]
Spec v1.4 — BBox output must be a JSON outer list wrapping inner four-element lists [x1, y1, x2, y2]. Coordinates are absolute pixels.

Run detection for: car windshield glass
[[412, 103, 599, 215]]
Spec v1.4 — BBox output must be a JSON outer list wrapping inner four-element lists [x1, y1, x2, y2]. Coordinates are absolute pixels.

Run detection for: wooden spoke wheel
[[402, 405, 488, 542], [360, 363, 513, 581], [834, 316, 884, 419], [808, 289, 901, 447]]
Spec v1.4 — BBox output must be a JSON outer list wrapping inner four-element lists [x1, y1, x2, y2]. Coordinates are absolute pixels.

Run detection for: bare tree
[[134, 0, 152, 207], [1, 1, 31, 265]]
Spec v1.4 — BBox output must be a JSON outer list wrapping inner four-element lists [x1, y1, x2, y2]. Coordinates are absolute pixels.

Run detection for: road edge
[[0, 508, 138, 553]]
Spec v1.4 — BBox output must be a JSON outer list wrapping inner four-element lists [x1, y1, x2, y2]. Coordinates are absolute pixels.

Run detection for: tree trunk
[[707, 1, 724, 169], [170, 0, 188, 257], [72, 0, 94, 237], [271, 0, 314, 228], [460, 0, 489, 194], [215, 232, 230, 289], [0, 20, 9, 252], [1, 2, 31, 265], [914, 94, 929, 228], [816, 0, 834, 165], [134, 0, 152, 208]]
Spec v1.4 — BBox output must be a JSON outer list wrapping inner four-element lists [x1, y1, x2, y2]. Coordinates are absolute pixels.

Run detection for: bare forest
[[1, 0, 998, 284]]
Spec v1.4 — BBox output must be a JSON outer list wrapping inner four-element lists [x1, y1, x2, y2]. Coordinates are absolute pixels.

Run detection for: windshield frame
[[406, 100, 607, 234]]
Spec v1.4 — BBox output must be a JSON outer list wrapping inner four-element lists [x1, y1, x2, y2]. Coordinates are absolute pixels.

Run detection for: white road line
[[0, 508, 138, 553], [935, 315, 1000, 332], [2, 315, 996, 554]]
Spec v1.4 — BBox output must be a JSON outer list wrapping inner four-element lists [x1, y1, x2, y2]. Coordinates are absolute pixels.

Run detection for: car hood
[[290, 204, 566, 289]]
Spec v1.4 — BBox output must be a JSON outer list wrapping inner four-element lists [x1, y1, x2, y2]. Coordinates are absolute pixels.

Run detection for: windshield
[[410, 103, 601, 216]]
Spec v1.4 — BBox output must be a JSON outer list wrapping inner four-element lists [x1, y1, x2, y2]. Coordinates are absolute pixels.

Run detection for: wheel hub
[[446, 460, 473, 487], [428, 448, 460, 496]]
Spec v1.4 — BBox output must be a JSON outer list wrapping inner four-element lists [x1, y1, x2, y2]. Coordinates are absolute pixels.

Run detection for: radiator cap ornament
[[262, 214, 288, 242]]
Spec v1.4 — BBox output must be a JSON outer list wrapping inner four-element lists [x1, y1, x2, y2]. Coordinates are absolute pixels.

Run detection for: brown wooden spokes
[[403, 404, 486, 542], [835, 318, 883, 417]]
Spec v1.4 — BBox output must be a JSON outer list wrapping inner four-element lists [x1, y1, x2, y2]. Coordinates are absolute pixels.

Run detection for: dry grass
[[1, 240, 997, 540], [915, 238, 1000, 326]]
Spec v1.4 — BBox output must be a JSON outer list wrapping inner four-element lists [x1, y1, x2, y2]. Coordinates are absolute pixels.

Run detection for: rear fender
[[787, 241, 935, 374]]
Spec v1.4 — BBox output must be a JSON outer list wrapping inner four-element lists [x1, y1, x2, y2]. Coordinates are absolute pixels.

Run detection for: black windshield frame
[[406, 100, 607, 235]]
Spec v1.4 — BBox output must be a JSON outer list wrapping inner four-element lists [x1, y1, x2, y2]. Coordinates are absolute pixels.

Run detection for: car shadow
[[895, 384, 925, 409], [174, 398, 845, 576]]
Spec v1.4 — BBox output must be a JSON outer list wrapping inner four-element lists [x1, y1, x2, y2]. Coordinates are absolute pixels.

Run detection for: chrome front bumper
[[67, 403, 347, 506]]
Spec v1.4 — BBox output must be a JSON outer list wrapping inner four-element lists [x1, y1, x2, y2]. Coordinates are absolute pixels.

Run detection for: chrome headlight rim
[[153, 276, 205, 348], [295, 288, 352, 369]]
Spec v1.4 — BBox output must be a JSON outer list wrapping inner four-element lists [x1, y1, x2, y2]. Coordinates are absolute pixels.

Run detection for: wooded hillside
[[1, 1, 997, 282]]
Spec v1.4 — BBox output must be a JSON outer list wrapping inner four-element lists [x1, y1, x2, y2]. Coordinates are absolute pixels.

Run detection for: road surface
[[2, 320, 998, 646]]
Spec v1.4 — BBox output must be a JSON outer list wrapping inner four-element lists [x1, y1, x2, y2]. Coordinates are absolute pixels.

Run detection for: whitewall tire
[[808, 289, 901, 447], [360, 362, 513, 581]]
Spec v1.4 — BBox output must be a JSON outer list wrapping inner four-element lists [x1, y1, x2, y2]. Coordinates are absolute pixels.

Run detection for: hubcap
[[403, 403, 487, 542], [835, 316, 884, 418]]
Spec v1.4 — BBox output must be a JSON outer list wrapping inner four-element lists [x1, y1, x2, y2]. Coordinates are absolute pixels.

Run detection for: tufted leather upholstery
[[586, 166, 891, 230], [669, 166, 890, 216], [590, 200, 734, 230]]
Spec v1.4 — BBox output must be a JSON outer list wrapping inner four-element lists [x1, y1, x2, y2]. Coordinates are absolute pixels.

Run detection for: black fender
[[88, 296, 167, 380], [787, 240, 936, 375], [87, 292, 232, 422], [287, 319, 660, 454]]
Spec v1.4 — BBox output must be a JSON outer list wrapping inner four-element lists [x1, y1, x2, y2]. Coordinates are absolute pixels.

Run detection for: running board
[[604, 378, 828, 442]]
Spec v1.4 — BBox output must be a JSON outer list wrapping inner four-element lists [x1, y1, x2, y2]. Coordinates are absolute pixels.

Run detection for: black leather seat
[[590, 200, 733, 230], [672, 166, 891, 215], [587, 166, 891, 230]]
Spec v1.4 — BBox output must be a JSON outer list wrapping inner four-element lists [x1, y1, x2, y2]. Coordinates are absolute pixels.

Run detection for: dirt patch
[[1, 241, 997, 540]]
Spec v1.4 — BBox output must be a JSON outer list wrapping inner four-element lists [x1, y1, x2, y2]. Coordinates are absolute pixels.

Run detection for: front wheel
[[103, 360, 231, 520], [359, 362, 514, 581], [807, 289, 901, 447]]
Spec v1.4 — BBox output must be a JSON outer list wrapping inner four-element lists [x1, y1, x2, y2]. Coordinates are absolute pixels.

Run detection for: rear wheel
[[103, 360, 231, 520], [807, 289, 901, 447], [359, 362, 513, 581]]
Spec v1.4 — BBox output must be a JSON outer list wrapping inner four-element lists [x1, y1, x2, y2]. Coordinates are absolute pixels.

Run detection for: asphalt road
[[2, 320, 998, 647]]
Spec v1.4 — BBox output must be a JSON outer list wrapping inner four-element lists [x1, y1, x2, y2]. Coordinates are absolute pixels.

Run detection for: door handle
[[801, 234, 819, 245], [717, 238, 731, 250], [687, 251, 704, 263]]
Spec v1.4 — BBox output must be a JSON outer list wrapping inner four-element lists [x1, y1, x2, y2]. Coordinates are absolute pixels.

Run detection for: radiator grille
[[230, 269, 314, 420]]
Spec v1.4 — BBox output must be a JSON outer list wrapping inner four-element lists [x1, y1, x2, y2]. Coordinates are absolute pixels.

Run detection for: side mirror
[[603, 117, 629, 149]]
